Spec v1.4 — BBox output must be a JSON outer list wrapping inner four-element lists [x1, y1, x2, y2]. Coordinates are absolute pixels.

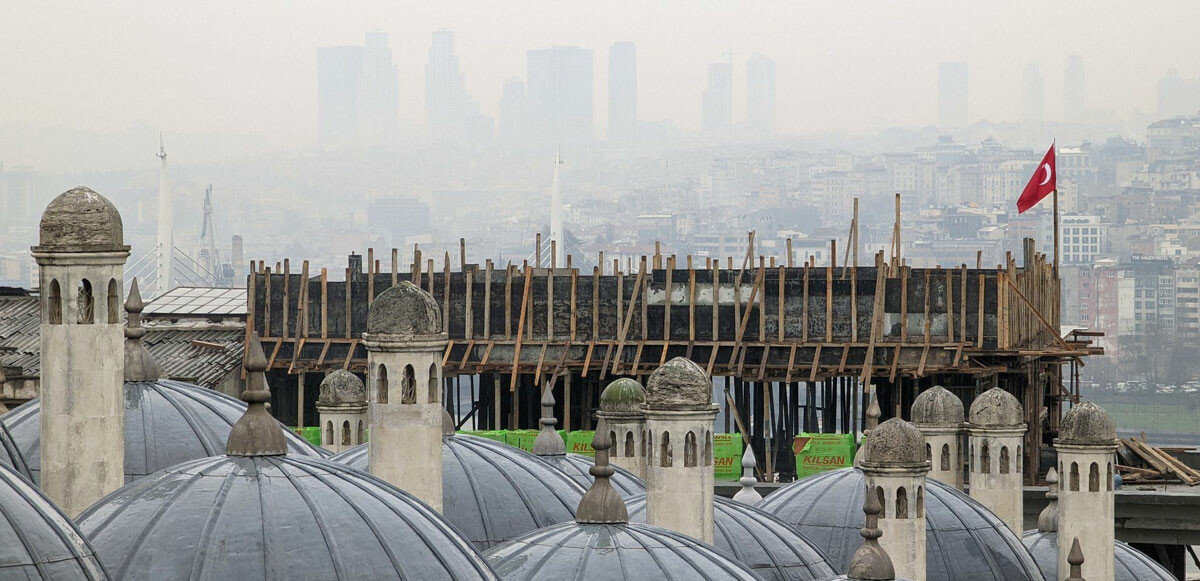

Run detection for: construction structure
[[245, 200, 1100, 484]]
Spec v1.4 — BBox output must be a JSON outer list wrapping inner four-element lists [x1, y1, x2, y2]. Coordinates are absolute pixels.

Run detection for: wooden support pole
[[367, 248, 374, 306], [592, 266, 600, 343], [825, 259, 833, 343], [282, 260, 290, 338], [688, 263, 697, 342], [263, 267, 272, 337], [712, 261, 720, 342], [569, 267, 577, 341], [483, 260, 493, 339], [612, 265, 647, 374], [344, 267, 352, 338], [777, 266, 786, 342], [664, 256, 673, 341], [504, 264, 514, 339], [510, 265, 534, 389], [391, 248, 398, 287], [320, 268, 328, 338]]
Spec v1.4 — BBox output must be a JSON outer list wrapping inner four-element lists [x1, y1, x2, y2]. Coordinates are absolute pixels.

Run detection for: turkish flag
[[1017, 144, 1056, 213]]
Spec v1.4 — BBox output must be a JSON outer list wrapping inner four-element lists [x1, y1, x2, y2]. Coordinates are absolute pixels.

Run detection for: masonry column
[[910, 385, 965, 489], [860, 417, 930, 581], [1055, 401, 1118, 581], [33, 187, 130, 516], [596, 378, 647, 479], [966, 386, 1027, 534], [642, 358, 718, 543], [362, 282, 447, 512], [316, 370, 368, 454]]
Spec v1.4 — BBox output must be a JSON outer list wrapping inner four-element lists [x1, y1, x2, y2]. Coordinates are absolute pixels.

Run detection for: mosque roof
[[757, 468, 1043, 581], [330, 435, 587, 549], [540, 453, 645, 499], [0, 462, 108, 580], [1023, 532, 1174, 581]]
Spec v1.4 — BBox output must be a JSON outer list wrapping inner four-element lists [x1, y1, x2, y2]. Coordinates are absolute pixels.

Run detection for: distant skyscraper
[[527, 47, 594, 143], [498, 77, 528, 143], [317, 46, 363, 150], [359, 31, 400, 147], [938, 62, 968, 128], [426, 30, 467, 141], [702, 62, 733, 133], [1022, 63, 1044, 122], [1157, 69, 1200, 118], [1063, 54, 1085, 123], [607, 42, 637, 144], [745, 54, 776, 136]]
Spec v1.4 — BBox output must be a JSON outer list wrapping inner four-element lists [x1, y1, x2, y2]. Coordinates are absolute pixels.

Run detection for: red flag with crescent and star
[[1017, 144, 1055, 213]]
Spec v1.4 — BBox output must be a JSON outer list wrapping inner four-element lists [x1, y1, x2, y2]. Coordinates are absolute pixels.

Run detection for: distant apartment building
[[703, 62, 733, 134], [607, 42, 637, 144], [1059, 215, 1107, 265]]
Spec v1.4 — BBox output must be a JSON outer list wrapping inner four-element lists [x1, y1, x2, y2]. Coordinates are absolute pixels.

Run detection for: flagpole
[[1052, 141, 1059, 278]]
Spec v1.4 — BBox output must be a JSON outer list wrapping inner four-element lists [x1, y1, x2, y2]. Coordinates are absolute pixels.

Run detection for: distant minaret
[[549, 149, 564, 268], [155, 135, 174, 294]]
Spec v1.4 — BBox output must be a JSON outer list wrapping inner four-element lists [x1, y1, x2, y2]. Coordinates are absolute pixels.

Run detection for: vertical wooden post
[[282, 259, 290, 338], [664, 256, 674, 341], [344, 267, 352, 338], [366, 249, 374, 306], [391, 248, 398, 287], [263, 267, 272, 337], [484, 260, 493, 339], [320, 268, 328, 338]]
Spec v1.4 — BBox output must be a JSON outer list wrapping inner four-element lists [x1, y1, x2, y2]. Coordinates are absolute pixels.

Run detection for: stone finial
[[911, 385, 964, 426], [846, 485, 896, 580], [1065, 537, 1085, 581], [599, 378, 646, 414], [1058, 401, 1117, 446], [226, 333, 287, 456], [35, 186, 126, 252], [532, 383, 566, 456], [317, 370, 366, 405], [645, 357, 712, 410], [1037, 467, 1059, 532], [968, 387, 1024, 427], [855, 390, 883, 466], [365, 281, 442, 336], [732, 446, 763, 504], [123, 278, 163, 382], [575, 417, 628, 524]]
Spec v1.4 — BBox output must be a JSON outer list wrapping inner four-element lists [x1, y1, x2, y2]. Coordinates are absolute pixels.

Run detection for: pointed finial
[[532, 382, 566, 455], [226, 332, 287, 456], [575, 417, 628, 524], [124, 278, 162, 381], [1037, 467, 1059, 532], [846, 484, 896, 580], [855, 389, 883, 466], [1065, 537, 1085, 581], [733, 446, 763, 504]]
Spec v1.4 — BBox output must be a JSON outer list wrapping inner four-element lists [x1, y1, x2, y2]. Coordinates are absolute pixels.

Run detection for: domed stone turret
[[645, 357, 711, 409], [366, 281, 442, 336], [317, 370, 366, 404], [968, 387, 1024, 427], [600, 378, 646, 413], [36, 187, 126, 252], [1058, 401, 1117, 445], [860, 418, 927, 469], [911, 386, 964, 426]]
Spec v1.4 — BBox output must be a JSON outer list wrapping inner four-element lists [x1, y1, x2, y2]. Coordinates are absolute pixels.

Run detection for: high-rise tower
[[607, 42, 637, 144], [426, 30, 467, 141], [702, 62, 733, 134]]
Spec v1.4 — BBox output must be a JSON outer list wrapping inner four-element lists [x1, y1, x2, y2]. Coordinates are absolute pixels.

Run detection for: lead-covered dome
[[626, 494, 837, 580], [0, 379, 327, 484], [366, 281, 442, 336], [541, 453, 646, 499], [77, 455, 496, 580], [1057, 401, 1117, 445], [757, 468, 1043, 580], [645, 357, 712, 409], [600, 378, 646, 413], [911, 386, 964, 426], [331, 434, 586, 549], [1023, 532, 1174, 581], [0, 422, 32, 482], [317, 369, 366, 404], [0, 462, 108, 579], [968, 387, 1025, 427], [484, 521, 760, 581], [36, 187, 125, 251]]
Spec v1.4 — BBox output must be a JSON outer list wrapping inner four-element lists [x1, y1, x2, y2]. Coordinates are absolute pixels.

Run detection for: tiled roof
[[0, 296, 243, 388]]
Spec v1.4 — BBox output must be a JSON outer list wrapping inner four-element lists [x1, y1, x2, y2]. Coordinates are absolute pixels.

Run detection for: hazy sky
[[3, 0, 1197, 152]]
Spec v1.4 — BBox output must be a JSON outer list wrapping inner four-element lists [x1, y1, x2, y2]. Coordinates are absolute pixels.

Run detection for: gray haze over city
[[3, 0, 1200, 431]]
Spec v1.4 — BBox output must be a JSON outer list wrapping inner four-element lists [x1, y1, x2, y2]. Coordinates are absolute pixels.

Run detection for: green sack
[[793, 433, 857, 478], [505, 429, 542, 452], [566, 430, 596, 456], [460, 430, 509, 444]]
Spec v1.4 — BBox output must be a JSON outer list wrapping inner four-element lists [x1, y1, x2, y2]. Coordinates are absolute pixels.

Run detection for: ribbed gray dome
[[0, 462, 108, 579], [911, 386, 965, 426], [541, 453, 646, 499], [757, 468, 1043, 581], [77, 454, 496, 580], [626, 494, 837, 580], [1023, 531, 1174, 581], [0, 421, 32, 482], [483, 521, 760, 580], [331, 434, 587, 549], [0, 380, 327, 484]]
